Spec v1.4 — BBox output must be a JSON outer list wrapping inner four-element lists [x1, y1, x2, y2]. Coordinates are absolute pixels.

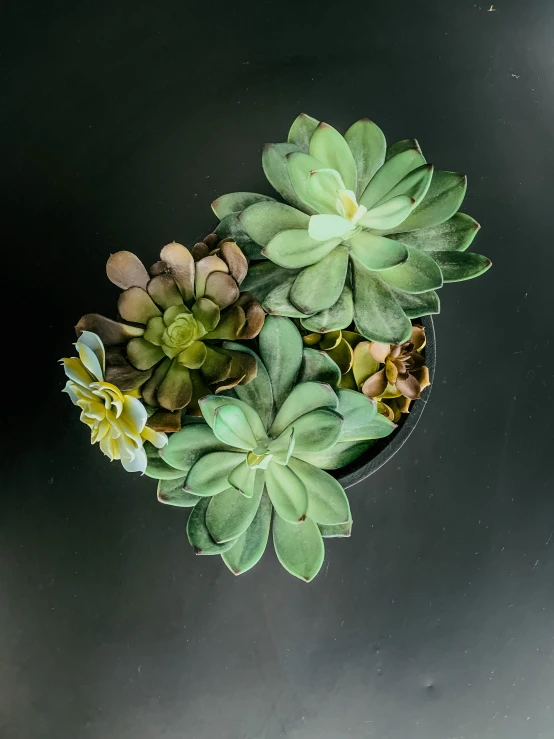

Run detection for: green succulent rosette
[[212, 114, 491, 344], [145, 316, 396, 581]]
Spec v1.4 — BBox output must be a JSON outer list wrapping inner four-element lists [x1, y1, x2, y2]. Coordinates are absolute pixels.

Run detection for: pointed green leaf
[[212, 192, 275, 220], [307, 168, 349, 214], [222, 491, 272, 575], [378, 245, 443, 294], [161, 423, 233, 473], [240, 260, 301, 303], [298, 347, 341, 388], [308, 214, 355, 241], [309, 122, 357, 192], [296, 440, 372, 470], [319, 515, 353, 538], [351, 256, 412, 344], [258, 316, 303, 411], [359, 195, 415, 231], [263, 276, 312, 318], [360, 147, 426, 210], [290, 245, 349, 314], [349, 232, 408, 271], [300, 284, 353, 333], [374, 163, 433, 208], [187, 498, 237, 555], [273, 512, 324, 582], [185, 451, 246, 497], [344, 118, 386, 198], [264, 229, 341, 269], [213, 404, 258, 450], [144, 441, 186, 480], [267, 428, 295, 466], [427, 250, 492, 282], [157, 477, 200, 507], [228, 460, 262, 498], [288, 113, 320, 151], [206, 482, 263, 543], [389, 287, 440, 318], [288, 457, 350, 525], [270, 381, 338, 437], [221, 342, 274, 431], [386, 139, 423, 161], [215, 213, 263, 260], [240, 201, 309, 246], [389, 212, 480, 252], [335, 389, 396, 441], [286, 151, 330, 209], [199, 394, 266, 440], [265, 462, 308, 523], [262, 143, 314, 213], [283, 409, 343, 453], [392, 171, 467, 232]]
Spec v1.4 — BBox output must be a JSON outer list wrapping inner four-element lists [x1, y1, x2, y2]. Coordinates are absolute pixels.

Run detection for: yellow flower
[[61, 331, 167, 473]]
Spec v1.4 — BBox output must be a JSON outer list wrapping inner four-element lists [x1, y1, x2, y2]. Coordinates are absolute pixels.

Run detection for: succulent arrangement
[[61, 114, 490, 581]]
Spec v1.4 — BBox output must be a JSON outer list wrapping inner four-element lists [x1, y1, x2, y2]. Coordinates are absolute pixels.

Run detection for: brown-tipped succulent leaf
[[106, 251, 150, 290], [118, 287, 162, 324], [160, 242, 195, 302], [220, 240, 248, 285], [75, 314, 144, 346]]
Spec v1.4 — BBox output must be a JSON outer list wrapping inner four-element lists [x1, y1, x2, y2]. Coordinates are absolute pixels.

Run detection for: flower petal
[[123, 394, 147, 433], [121, 446, 148, 474], [76, 331, 105, 375]]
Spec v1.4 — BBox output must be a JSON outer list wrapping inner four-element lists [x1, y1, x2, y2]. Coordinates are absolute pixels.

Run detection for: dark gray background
[[2, 0, 553, 737]]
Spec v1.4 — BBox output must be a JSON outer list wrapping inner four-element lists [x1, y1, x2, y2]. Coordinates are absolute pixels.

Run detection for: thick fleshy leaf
[[222, 491, 272, 575], [319, 516, 353, 538], [307, 168, 348, 214], [118, 287, 162, 324], [235, 293, 265, 339], [286, 151, 327, 210], [290, 245, 349, 314], [344, 118, 387, 198], [126, 337, 165, 370], [288, 457, 350, 525], [374, 163, 433, 208], [157, 359, 192, 410], [75, 314, 144, 346], [199, 394, 267, 442], [349, 231, 408, 271], [338, 388, 396, 441], [140, 357, 171, 405], [143, 316, 165, 345], [106, 251, 149, 290], [187, 498, 237, 555], [206, 482, 263, 543], [300, 285, 353, 333], [378, 245, 443, 294], [263, 276, 311, 318], [144, 441, 186, 480], [295, 439, 372, 470], [159, 242, 195, 302], [309, 122, 357, 192], [385, 139, 422, 161], [215, 213, 263, 260], [157, 477, 200, 507], [263, 229, 342, 269], [267, 427, 295, 466], [298, 348, 341, 388], [352, 343, 380, 386], [392, 171, 467, 232], [427, 251, 492, 282], [213, 404, 258, 450], [220, 241, 248, 285], [389, 287, 441, 319], [185, 451, 246, 497], [201, 346, 232, 383], [240, 201, 309, 246], [104, 347, 152, 391], [228, 460, 262, 498], [204, 271, 240, 310], [203, 304, 246, 341], [258, 316, 303, 411], [360, 147, 426, 210], [177, 341, 207, 369], [273, 513, 324, 582], [241, 260, 301, 303], [284, 409, 342, 453], [147, 274, 183, 310], [270, 381, 338, 437], [263, 142, 315, 212], [221, 341, 274, 430], [308, 214, 354, 241], [361, 368, 388, 397], [351, 256, 412, 344], [212, 192, 275, 220], [162, 423, 234, 472], [192, 297, 220, 332], [288, 113, 320, 151], [389, 212, 480, 252], [359, 195, 415, 231], [265, 462, 308, 523], [194, 255, 229, 298]]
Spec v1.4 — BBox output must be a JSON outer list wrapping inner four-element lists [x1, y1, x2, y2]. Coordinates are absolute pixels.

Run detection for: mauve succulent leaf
[[378, 245, 443, 294], [146, 408, 181, 433], [335, 388, 382, 442], [126, 337, 165, 370], [374, 163, 434, 209], [344, 118, 386, 198], [201, 346, 232, 383], [143, 441, 186, 480], [262, 143, 314, 213], [215, 215, 264, 261], [283, 408, 343, 454], [389, 213, 480, 252], [427, 250, 492, 282], [351, 256, 412, 344], [228, 461, 261, 498], [295, 440, 372, 470], [241, 261, 301, 303], [212, 192, 275, 220], [288, 113, 320, 151], [193, 255, 228, 298], [288, 457, 350, 525], [272, 512, 324, 582], [368, 339, 390, 363], [191, 242, 210, 261], [161, 423, 233, 473], [212, 404, 258, 450], [191, 297, 220, 333], [149, 260, 166, 276], [234, 293, 265, 339], [222, 491, 272, 575], [290, 245, 349, 314], [106, 251, 150, 290], [147, 274, 183, 310], [157, 477, 200, 507], [157, 359, 192, 410], [199, 394, 267, 442], [140, 357, 171, 405], [361, 367, 388, 398], [359, 195, 415, 231], [269, 381, 338, 437], [298, 348, 341, 388], [395, 373, 421, 399], [221, 342, 274, 430], [143, 316, 165, 345], [360, 147, 426, 210], [220, 348, 257, 387], [300, 285, 354, 333], [349, 232, 408, 271], [219, 241, 248, 285], [392, 171, 467, 232], [389, 287, 440, 319], [75, 314, 144, 346], [203, 304, 246, 339], [258, 316, 303, 412], [177, 341, 207, 369], [263, 229, 342, 269], [326, 338, 354, 375], [265, 462, 308, 523], [319, 515, 353, 538], [263, 276, 309, 318], [308, 122, 357, 192], [240, 201, 309, 247], [186, 498, 237, 555], [118, 287, 162, 324], [204, 272, 240, 309], [159, 242, 195, 303], [206, 482, 263, 543], [185, 451, 247, 497], [104, 346, 152, 391]]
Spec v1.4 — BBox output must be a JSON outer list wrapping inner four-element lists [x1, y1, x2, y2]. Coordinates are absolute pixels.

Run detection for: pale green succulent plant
[[212, 113, 491, 344], [144, 316, 396, 581]]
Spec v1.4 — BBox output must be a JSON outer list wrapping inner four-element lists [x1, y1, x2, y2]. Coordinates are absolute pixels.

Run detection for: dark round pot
[[334, 315, 436, 490]]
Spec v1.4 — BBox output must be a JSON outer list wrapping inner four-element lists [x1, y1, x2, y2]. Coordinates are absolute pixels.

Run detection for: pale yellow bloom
[[61, 331, 167, 473]]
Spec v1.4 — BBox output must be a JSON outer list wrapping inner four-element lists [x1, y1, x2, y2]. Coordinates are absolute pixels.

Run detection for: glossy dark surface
[[2, 0, 554, 737]]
